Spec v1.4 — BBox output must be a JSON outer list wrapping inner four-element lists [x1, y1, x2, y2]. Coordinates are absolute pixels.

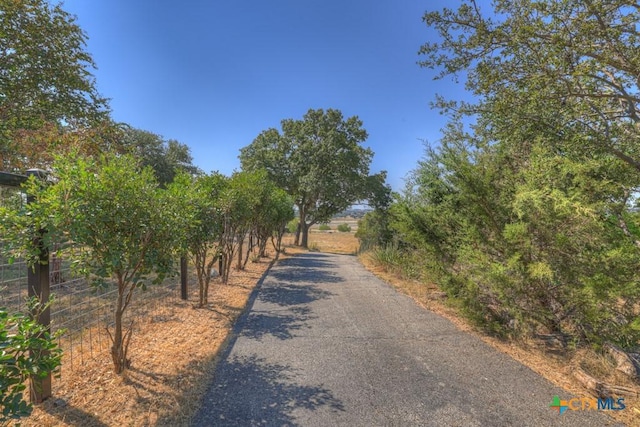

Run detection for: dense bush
[[318, 224, 331, 231], [384, 0, 640, 349], [0, 301, 63, 422], [286, 218, 299, 234], [337, 223, 351, 233]]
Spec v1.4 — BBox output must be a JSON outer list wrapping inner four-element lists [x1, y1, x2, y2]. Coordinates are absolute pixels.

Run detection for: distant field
[[310, 216, 360, 232], [283, 221, 360, 255]]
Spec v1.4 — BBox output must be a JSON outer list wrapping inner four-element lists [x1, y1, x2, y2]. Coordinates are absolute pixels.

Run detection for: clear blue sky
[[62, 0, 467, 191]]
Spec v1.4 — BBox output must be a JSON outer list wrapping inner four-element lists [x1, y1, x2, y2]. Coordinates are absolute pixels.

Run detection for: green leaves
[[0, 299, 63, 422], [12, 152, 182, 372], [240, 108, 385, 247], [409, 0, 640, 346], [421, 0, 640, 173], [0, 0, 110, 170]]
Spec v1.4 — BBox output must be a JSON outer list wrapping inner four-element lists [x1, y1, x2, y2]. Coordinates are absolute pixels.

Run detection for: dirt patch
[[21, 255, 277, 427]]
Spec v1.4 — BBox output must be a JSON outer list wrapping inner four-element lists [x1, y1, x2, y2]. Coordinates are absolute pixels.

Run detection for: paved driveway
[[191, 253, 622, 426]]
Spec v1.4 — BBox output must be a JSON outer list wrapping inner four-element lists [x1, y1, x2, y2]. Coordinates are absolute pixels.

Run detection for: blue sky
[[61, 0, 467, 191]]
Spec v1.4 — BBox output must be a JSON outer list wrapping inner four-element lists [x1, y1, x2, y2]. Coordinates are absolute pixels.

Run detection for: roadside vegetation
[[357, 1, 640, 422], [359, 0, 640, 355]]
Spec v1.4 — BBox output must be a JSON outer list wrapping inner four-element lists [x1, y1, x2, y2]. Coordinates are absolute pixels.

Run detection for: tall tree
[[399, 0, 640, 346], [420, 0, 640, 172], [168, 171, 227, 307], [0, 0, 110, 170], [119, 126, 200, 186], [240, 108, 384, 248]]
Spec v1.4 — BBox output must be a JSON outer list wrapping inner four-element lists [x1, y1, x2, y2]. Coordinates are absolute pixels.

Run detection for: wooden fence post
[[25, 169, 51, 403]]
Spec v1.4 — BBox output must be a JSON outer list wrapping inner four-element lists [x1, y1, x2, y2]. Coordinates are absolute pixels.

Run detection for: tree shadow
[[277, 253, 336, 269], [241, 307, 314, 340], [32, 400, 110, 427], [268, 253, 344, 285], [190, 355, 344, 426], [258, 283, 335, 306]]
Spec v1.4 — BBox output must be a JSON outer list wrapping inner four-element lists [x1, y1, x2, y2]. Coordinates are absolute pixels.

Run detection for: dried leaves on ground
[[22, 257, 274, 427]]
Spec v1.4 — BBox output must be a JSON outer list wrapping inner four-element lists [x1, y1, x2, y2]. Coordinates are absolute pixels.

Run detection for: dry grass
[[304, 230, 359, 255], [359, 251, 640, 426], [21, 255, 277, 427]]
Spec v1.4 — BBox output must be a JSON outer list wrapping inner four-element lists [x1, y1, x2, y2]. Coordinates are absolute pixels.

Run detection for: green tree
[[240, 108, 384, 248], [267, 191, 295, 259], [168, 172, 227, 307], [33, 153, 179, 373], [217, 171, 259, 282], [119, 126, 200, 186], [0, 0, 110, 170], [420, 0, 640, 172], [355, 172, 394, 250], [399, 0, 640, 346], [251, 177, 294, 259], [355, 210, 392, 250]]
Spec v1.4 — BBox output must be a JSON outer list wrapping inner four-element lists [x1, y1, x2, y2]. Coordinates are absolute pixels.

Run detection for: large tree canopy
[[0, 0, 110, 169], [118, 126, 200, 186], [420, 0, 640, 171], [386, 0, 640, 347], [240, 108, 385, 247]]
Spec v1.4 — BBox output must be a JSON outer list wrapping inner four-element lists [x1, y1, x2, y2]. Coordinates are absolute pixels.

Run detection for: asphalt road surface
[[191, 252, 624, 427]]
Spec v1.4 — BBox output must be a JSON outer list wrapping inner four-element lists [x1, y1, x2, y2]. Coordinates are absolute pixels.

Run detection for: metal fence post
[[25, 169, 51, 403], [180, 256, 188, 300]]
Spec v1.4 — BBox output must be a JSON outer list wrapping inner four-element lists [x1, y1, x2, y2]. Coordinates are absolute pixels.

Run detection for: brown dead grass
[[305, 230, 359, 255], [20, 254, 277, 427], [358, 251, 640, 427]]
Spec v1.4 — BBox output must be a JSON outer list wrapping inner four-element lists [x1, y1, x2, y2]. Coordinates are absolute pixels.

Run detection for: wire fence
[[1, 173, 193, 382], [0, 252, 184, 376]]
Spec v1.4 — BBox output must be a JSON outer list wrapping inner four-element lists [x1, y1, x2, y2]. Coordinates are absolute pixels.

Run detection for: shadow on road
[[269, 253, 344, 284], [193, 355, 344, 426], [278, 252, 337, 268], [242, 307, 314, 340], [258, 283, 335, 306]]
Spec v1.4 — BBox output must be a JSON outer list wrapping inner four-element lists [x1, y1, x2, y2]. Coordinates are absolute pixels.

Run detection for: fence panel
[[1, 177, 189, 393]]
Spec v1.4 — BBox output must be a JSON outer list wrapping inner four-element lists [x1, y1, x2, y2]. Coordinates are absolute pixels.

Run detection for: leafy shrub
[[286, 218, 299, 234], [370, 244, 423, 280], [337, 223, 351, 232], [355, 210, 392, 251], [0, 300, 63, 422], [318, 224, 331, 231]]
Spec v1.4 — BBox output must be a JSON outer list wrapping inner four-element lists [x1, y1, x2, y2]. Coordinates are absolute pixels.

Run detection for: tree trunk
[[259, 237, 268, 258], [236, 238, 243, 270], [296, 208, 308, 247], [196, 252, 205, 307], [300, 221, 310, 248], [111, 288, 126, 374], [242, 233, 255, 269], [294, 222, 301, 246]]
